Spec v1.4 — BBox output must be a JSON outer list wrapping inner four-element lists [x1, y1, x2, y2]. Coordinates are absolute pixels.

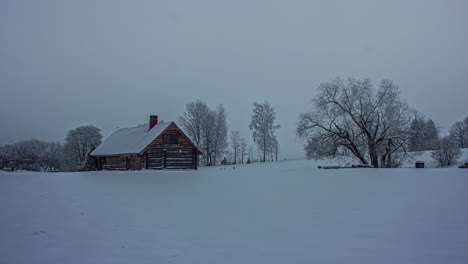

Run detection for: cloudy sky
[[1, 0, 467, 159]]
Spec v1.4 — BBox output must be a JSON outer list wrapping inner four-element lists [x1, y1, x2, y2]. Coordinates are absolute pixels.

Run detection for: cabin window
[[163, 134, 179, 144]]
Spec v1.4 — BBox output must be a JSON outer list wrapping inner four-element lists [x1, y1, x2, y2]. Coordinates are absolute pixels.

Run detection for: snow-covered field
[[1, 159, 468, 264]]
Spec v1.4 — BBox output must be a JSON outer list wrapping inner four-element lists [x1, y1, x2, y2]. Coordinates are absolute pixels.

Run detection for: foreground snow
[[1, 160, 468, 264]]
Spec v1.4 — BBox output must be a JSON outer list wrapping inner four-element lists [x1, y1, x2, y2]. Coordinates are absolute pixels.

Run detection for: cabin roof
[[90, 122, 202, 156]]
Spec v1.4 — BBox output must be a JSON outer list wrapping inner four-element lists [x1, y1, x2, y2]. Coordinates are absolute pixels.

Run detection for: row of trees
[[178, 101, 229, 166], [1, 99, 281, 171], [0, 126, 102, 172], [297, 77, 466, 168], [178, 100, 281, 166], [449, 117, 468, 148]]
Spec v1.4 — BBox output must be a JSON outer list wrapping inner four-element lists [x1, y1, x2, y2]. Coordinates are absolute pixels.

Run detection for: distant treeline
[[0, 126, 102, 172], [2, 77, 467, 171]]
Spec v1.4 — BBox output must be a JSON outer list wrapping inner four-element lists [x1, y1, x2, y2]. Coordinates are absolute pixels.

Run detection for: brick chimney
[[149, 115, 158, 130]]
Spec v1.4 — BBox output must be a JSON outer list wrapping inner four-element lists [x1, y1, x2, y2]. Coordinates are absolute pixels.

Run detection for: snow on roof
[[90, 122, 172, 156]]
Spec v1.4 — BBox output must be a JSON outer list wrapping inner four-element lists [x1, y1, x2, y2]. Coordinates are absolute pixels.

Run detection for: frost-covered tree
[[409, 117, 439, 151], [212, 105, 228, 166], [248, 145, 254, 163], [179, 101, 228, 166], [0, 145, 9, 170], [64, 125, 102, 171], [239, 137, 247, 164], [41, 142, 63, 172], [179, 100, 210, 149], [16, 140, 45, 171], [297, 77, 413, 168], [431, 137, 462, 167], [249, 101, 280, 162], [0, 140, 64, 172], [449, 119, 468, 148], [200, 109, 217, 166], [271, 136, 279, 161], [229, 130, 241, 164]]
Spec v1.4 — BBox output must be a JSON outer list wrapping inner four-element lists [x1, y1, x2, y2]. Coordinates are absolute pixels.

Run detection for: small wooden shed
[[90, 116, 203, 170]]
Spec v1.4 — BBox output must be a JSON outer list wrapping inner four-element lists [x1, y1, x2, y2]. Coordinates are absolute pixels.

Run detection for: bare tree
[[409, 116, 439, 151], [0, 139, 64, 172], [449, 120, 467, 148], [64, 125, 102, 171], [431, 137, 462, 167], [212, 105, 228, 165], [179, 100, 228, 166], [178, 100, 210, 150], [247, 145, 254, 163], [0, 145, 7, 170], [229, 130, 241, 164], [41, 142, 63, 172], [249, 101, 280, 162], [239, 137, 247, 164], [297, 77, 413, 168], [271, 136, 279, 161], [200, 109, 217, 166]]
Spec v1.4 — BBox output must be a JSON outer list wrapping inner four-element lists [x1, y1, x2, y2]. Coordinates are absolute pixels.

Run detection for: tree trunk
[[368, 145, 380, 168], [263, 137, 266, 162]]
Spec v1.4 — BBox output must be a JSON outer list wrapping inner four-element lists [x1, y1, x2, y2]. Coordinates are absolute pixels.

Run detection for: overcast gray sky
[[1, 0, 467, 159]]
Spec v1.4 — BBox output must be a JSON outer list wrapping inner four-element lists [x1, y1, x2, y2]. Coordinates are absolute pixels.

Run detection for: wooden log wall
[[143, 137, 164, 169], [142, 126, 197, 170], [102, 156, 127, 170]]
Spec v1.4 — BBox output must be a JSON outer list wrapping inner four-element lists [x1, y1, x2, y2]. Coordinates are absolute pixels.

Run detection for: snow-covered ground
[[1, 160, 468, 264]]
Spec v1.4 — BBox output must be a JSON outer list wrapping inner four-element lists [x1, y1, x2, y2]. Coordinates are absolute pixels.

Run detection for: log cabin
[[90, 116, 203, 170]]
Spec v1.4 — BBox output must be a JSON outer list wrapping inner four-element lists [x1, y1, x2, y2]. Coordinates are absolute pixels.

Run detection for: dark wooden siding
[[142, 126, 197, 170], [100, 155, 141, 170], [102, 156, 126, 170], [144, 137, 164, 169], [128, 156, 141, 170]]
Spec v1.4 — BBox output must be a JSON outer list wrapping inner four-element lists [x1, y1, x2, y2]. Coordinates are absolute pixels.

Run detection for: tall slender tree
[[249, 101, 280, 162], [230, 130, 241, 164], [212, 105, 228, 165], [239, 137, 247, 164]]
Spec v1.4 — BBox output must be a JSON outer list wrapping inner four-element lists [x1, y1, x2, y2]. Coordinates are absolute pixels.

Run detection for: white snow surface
[[1, 160, 468, 264], [90, 122, 172, 156]]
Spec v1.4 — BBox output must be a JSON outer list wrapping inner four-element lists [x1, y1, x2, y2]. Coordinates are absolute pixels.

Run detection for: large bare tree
[[297, 77, 413, 168]]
